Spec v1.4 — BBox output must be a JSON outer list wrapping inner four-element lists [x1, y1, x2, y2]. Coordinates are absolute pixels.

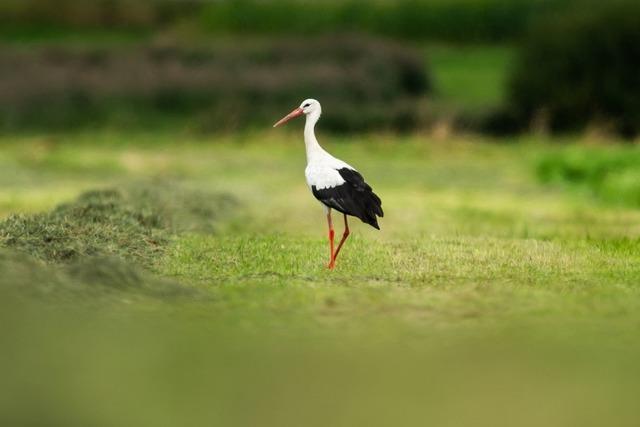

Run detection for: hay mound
[[0, 183, 237, 265]]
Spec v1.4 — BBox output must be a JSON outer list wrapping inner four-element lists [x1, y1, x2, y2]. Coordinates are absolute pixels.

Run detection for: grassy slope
[[2, 131, 640, 426]]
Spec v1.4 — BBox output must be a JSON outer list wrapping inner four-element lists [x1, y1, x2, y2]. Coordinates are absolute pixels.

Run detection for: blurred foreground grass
[[2, 131, 640, 426]]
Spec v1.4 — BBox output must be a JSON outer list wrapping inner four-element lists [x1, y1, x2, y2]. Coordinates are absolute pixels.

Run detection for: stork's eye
[[303, 103, 310, 108]]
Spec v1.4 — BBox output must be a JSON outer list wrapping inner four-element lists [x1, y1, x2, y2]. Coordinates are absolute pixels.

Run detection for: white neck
[[304, 110, 326, 164]]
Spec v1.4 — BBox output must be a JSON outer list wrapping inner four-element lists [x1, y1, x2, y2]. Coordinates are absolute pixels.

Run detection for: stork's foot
[[327, 260, 335, 270]]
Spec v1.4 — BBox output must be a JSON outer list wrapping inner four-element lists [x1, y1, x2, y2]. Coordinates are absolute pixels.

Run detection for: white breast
[[305, 154, 355, 190], [305, 164, 344, 190]]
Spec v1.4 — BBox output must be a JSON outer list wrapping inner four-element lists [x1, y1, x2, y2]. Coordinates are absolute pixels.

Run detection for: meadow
[[2, 0, 640, 423], [2, 130, 640, 426]]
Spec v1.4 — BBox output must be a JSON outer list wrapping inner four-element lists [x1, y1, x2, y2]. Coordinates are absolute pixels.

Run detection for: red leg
[[327, 210, 335, 269], [332, 214, 350, 265]]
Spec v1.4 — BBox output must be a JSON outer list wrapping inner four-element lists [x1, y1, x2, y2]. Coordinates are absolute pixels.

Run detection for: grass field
[[2, 130, 640, 426]]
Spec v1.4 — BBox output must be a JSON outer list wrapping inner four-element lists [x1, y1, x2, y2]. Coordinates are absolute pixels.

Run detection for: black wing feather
[[311, 168, 384, 230]]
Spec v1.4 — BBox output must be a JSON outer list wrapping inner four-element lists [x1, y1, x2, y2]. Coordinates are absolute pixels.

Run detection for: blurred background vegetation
[[1, 0, 638, 137]]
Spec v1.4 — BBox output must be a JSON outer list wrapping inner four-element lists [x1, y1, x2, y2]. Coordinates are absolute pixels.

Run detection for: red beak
[[273, 107, 304, 127]]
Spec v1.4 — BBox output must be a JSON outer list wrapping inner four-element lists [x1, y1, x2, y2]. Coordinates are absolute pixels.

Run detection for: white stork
[[273, 99, 384, 269]]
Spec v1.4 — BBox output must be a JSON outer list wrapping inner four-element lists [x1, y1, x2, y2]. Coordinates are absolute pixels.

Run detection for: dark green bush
[[0, 35, 430, 132], [508, 1, 640, 137], [200, 0, 569, 42], [1, 0, 570, 43], [0, 0, 199, 29]]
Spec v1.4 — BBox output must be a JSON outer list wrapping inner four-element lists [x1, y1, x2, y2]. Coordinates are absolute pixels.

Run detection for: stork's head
[[273, 99, 321, 127]]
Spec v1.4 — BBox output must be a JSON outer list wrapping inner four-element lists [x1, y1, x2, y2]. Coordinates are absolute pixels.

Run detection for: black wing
[[311, 168, 384, 230]]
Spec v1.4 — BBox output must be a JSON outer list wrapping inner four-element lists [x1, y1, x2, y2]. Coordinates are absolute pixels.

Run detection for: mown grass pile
[[1, 189, 164, 264], [0, 182, 237, 297], [0, 183, 236, 264]]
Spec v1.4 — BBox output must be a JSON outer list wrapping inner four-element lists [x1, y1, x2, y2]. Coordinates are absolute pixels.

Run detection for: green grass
[[2, 131, 640, 426], [427, 44, 514, 111], [537, 144, 640, 206]]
